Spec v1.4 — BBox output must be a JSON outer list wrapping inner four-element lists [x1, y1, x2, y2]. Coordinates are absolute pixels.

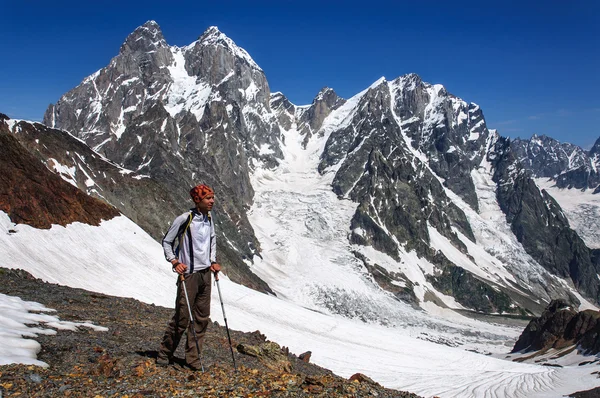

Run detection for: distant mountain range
[[512, 134, 600, 192], [4, 20, 599, 320]]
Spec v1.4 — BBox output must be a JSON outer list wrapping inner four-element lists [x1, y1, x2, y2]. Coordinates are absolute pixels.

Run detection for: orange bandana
[[190, 184, 214, 203]]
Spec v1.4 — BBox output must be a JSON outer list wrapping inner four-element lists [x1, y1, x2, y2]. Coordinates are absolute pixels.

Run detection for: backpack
[[173, 211, 212, 271]]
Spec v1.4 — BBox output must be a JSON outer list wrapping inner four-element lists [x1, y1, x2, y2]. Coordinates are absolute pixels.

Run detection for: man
[[156, 184, 221, 370]]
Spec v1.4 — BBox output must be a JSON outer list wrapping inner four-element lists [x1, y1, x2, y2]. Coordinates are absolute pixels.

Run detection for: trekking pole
[[214, 271, 237, 371], [180, 274, 204, 372]]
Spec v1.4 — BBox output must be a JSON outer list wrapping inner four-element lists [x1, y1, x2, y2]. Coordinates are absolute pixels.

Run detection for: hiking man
[[156, 184, 221, 370]]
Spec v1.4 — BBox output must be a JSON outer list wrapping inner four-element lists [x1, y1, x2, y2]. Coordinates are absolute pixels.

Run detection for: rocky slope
[[0, 114, 119, 228], [0, 268, 419, 398]]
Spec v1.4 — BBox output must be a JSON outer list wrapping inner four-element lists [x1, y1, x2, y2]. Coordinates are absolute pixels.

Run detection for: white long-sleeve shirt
[[162, 209, 216, 274]]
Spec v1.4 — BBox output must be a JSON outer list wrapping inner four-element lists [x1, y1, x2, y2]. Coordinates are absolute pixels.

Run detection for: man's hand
[[210, 262, 221, 274], [172, 260, 188, 275]]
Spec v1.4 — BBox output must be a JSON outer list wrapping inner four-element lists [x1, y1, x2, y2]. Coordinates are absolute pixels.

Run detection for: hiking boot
[[156, 355, 170, 367]]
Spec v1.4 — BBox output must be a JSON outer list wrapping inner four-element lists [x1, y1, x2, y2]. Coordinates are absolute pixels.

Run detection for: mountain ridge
[[35, 21, 600, 318]]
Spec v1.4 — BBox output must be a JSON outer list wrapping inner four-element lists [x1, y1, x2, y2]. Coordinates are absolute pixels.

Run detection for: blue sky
[[2, 0, 598, 148]]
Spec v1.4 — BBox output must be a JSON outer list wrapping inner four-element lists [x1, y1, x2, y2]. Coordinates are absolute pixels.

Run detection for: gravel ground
[[0, 268, 421, 397]]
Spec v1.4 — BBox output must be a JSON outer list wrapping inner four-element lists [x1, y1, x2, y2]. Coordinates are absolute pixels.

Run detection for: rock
[[303, 375, 324, 386], [512, 299, 600, 354], [236, 341, 292, 372], [299, 351, 312, 363], [349, 372, 381, 386], [491, 137, 600, 303]]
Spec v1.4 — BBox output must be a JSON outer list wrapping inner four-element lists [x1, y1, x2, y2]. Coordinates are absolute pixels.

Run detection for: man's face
[[196, 194, 214, 214]]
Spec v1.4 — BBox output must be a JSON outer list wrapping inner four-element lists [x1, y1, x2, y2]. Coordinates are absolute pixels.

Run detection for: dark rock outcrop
[[512, 299, 600, 353], [428, 262, 527, 315]]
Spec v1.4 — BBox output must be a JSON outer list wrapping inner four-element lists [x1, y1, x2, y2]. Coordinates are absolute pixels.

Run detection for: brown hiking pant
[[158, 269, 212, 367]]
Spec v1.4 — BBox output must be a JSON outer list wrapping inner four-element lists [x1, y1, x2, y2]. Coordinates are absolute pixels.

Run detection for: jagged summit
[[120, 20, 167, 54], [393, 73, 423, 90], [314, 87, 339, 102], [511, 133, 597, 190], [200, 25, 222, 39], [193, 25, 262, 71]]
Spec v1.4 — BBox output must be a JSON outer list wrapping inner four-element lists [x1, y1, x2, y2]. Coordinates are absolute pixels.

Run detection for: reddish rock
[[0, 124, 119, 229], [349, 372, 381, 386], [299, 351, 312, 363]]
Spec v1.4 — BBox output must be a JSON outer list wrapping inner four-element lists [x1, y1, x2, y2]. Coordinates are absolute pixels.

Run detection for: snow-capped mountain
[[38, 21, 600, 320], [510, 135, 600, 251], [512, 134, 600, 191]]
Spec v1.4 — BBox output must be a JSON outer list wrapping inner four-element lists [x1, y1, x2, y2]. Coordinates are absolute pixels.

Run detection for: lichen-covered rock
[[237, 341, 292, 372]]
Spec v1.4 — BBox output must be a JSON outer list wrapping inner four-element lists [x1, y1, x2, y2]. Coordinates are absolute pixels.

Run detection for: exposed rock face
[[321, 78, 476, 259], [427, 262, 524, 315], [297, 87, 345, 146], [316, 77, 546, 314], [0, 114, 120, 228], [2, 116, 174, 238], [511, 134, 600, 191], [490, 137, 600, 302], [512, 299, 600, 354]]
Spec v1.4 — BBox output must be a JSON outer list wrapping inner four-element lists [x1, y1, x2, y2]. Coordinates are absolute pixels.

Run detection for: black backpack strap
[[174, 211, 194, 257], [187, 225, 194, 273]]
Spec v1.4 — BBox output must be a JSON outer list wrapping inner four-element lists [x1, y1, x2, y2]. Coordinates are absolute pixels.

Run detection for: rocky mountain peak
[[199, 25, 223, 41], [314, 87, 336, 101], [120, 20, 167, 54], [394, 73, 423, 92], [194, 25, 262, 71], [296, 86, 346, 144], [313, 87, 343, 108]]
